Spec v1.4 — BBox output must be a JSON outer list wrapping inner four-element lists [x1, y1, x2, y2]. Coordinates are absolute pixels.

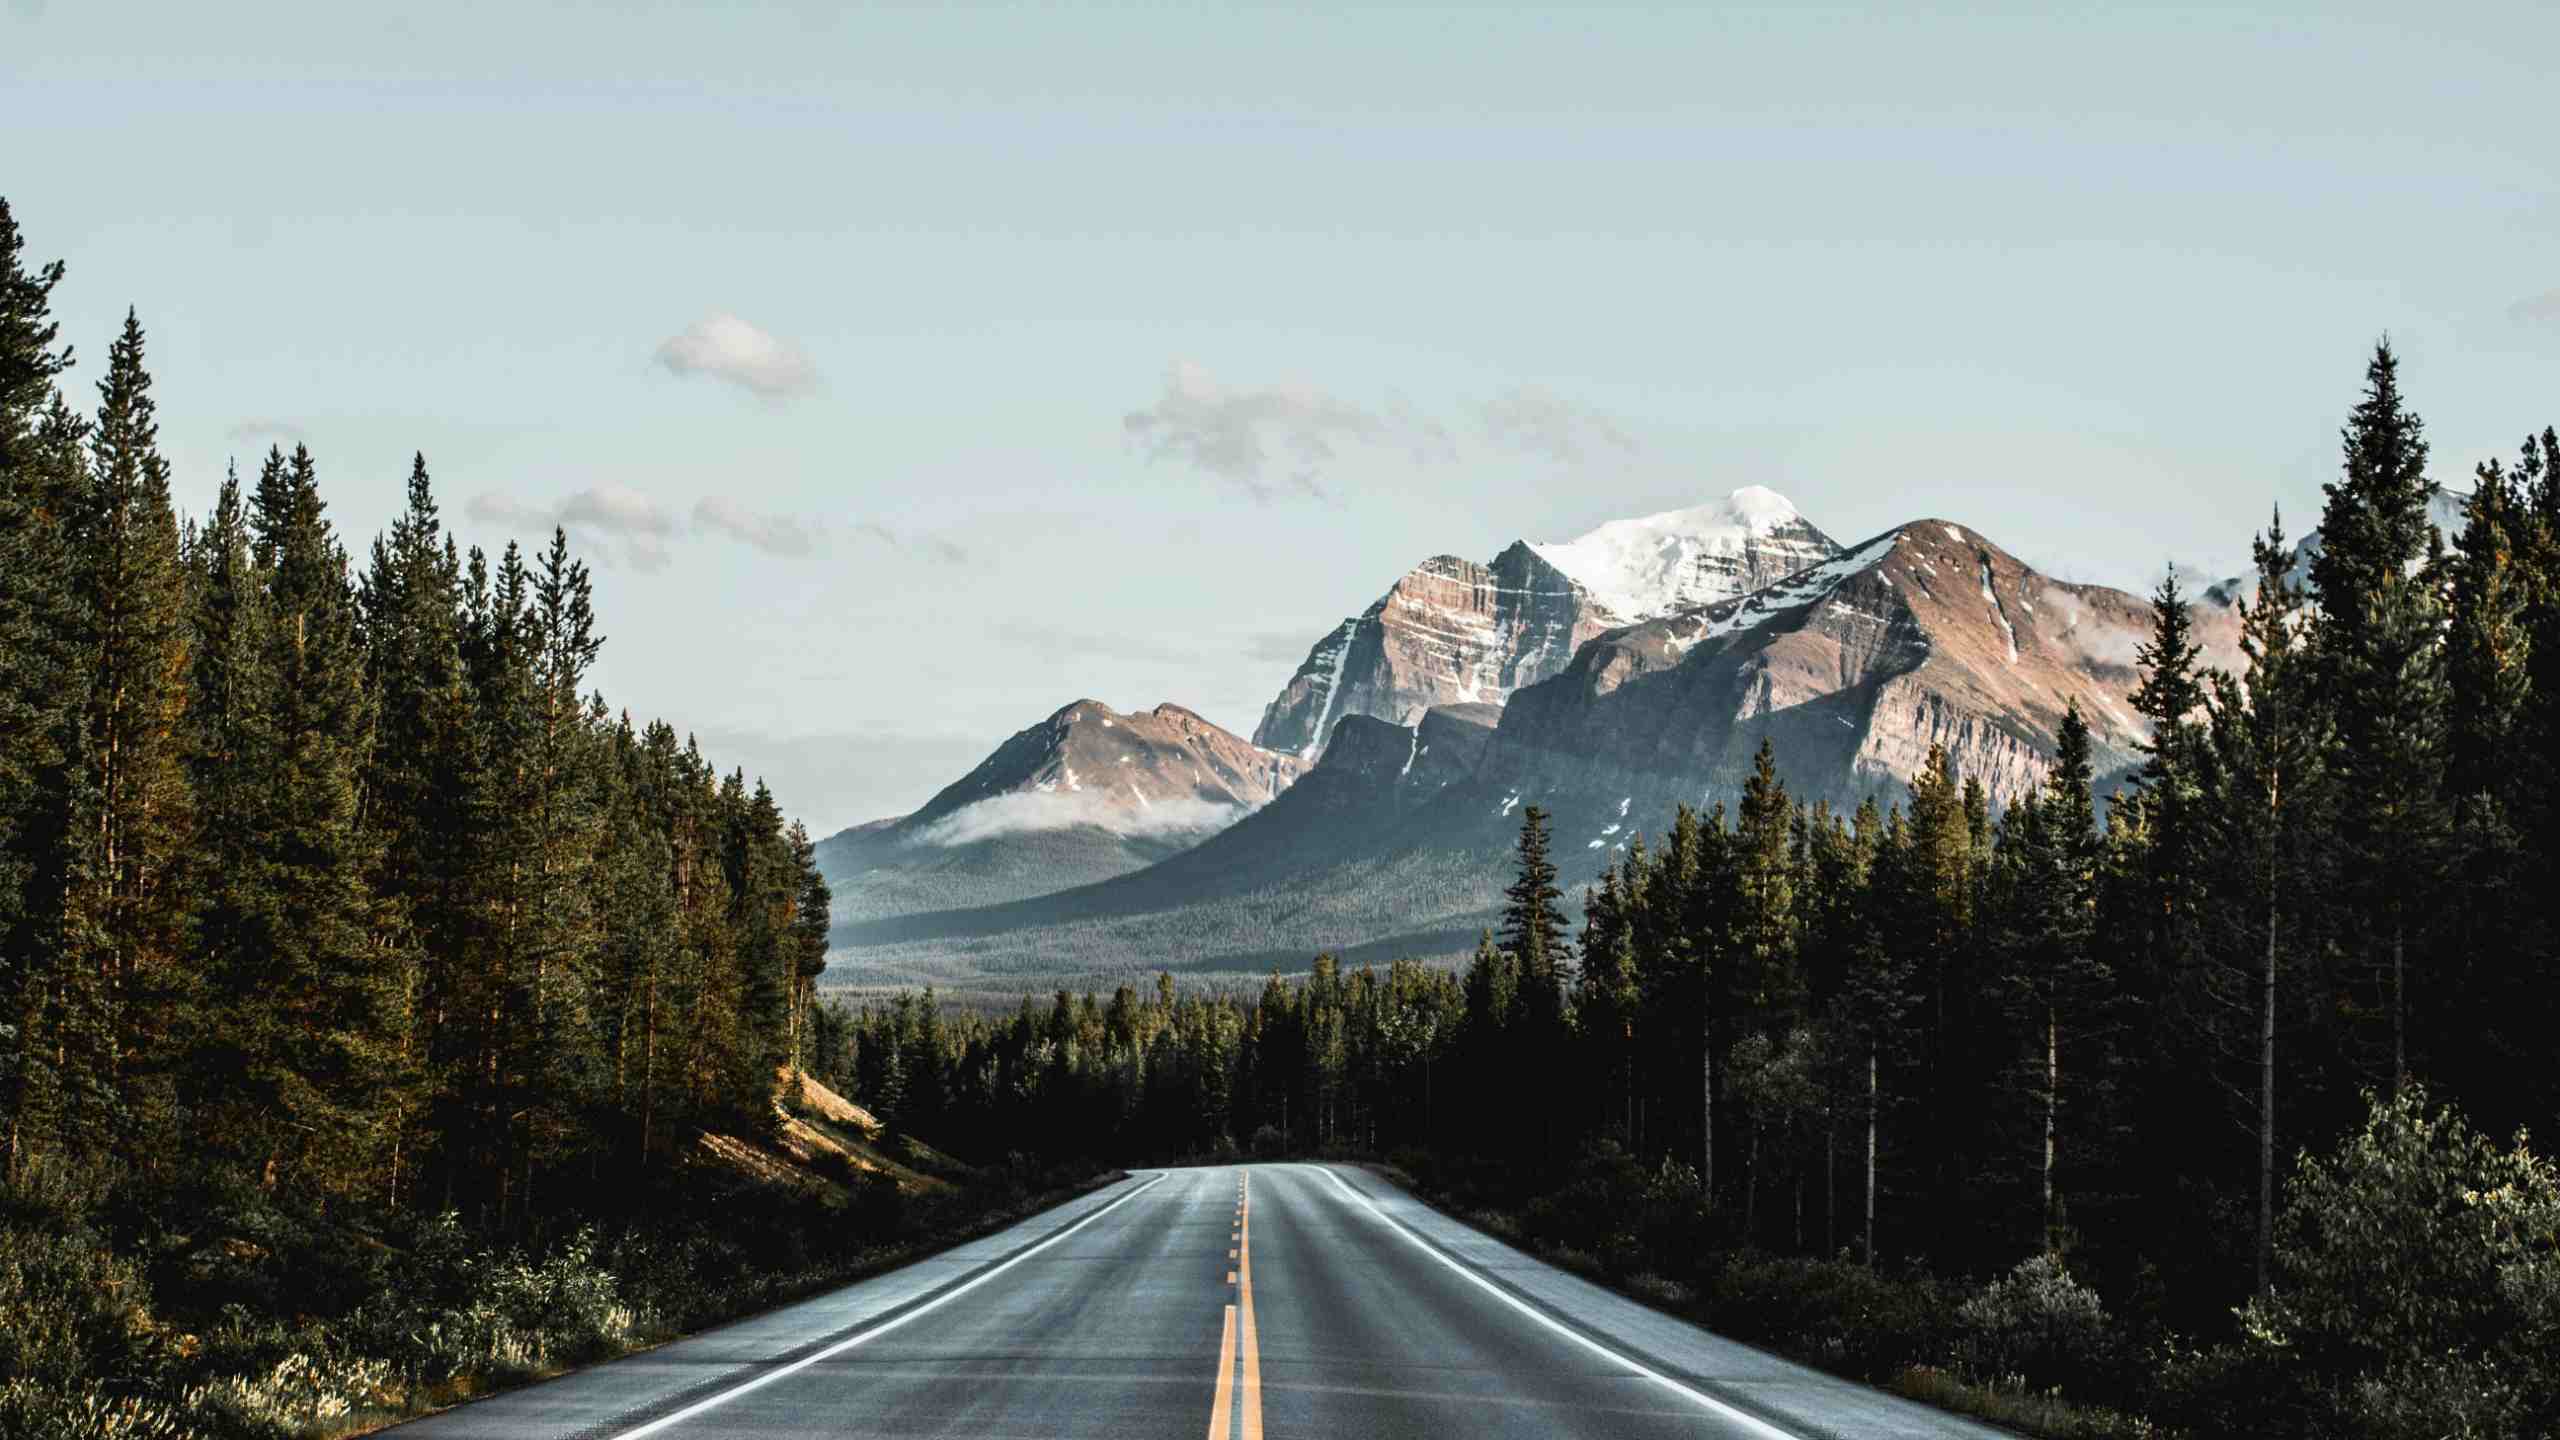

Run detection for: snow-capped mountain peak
[[1528, 486, 1835, 620]]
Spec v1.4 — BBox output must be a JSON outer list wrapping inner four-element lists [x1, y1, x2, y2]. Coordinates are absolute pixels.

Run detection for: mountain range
[[815, 489, 2257, 999]]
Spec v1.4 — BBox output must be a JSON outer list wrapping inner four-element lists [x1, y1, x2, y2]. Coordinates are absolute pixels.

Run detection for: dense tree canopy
[[0, 204, 827, 1225]]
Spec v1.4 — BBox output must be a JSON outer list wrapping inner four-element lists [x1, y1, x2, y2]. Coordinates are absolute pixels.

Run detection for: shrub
[[184, 1353, 397, 1437], [0, 1381, 201, 1440], [0, 1210, 162, 1389], [1702, 1252, 1954, 1380], [2239, 1084, 2560, 1439], [1953, 1253, 2113, 1394], [339, 1219, 636, 1385], [1249, 1124, 1286, 1159], [1520, 1141, 1650, 1255]]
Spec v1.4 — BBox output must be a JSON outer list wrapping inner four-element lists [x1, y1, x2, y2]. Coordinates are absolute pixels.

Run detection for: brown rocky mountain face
[[900, 698, 1305, 837], [1488, 519, 2245, 816], [1252, 489, 1840, 757]]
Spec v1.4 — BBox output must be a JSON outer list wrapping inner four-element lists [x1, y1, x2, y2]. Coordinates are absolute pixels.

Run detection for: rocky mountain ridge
[[1251, 488, 1840, 756], [823, 513, 2251, 993]]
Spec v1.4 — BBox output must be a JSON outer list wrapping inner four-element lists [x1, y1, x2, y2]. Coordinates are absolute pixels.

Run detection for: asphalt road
[[394, 1164, 2013, 1439]]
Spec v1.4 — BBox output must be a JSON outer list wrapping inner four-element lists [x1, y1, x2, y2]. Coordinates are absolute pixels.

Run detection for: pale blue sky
[[6, 2, 2555, 833]]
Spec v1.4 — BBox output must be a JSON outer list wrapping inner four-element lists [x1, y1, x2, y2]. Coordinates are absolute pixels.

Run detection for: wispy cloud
[[227, 419, 307, 446], [468, 485, 680, 572], [1480, 384, 1638, 464], [854, 520, 968, 564], [2513, 290, 2560, 325], [693, 496, 816, 557], [917, 791, 1244, 846], [471, 485, 858, 570], [1121, 360, 1453, 500], [654, 312, 819, 400]]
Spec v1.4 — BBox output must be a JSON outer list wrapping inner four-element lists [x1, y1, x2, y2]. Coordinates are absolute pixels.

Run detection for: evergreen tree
[[1576, 848, 1642, 1141], [2309, 341, 2447, 1089], [1500, 804, 1570, 999], [68, 309, 194, 1156], [785, 820, 830, 1076], [0, 204, 84, 1176], [357, 454, 471, 1208], [2199, 510, 2331, 1291], [1840, 799, 1912, 1263], [0, 197, 70, 473], [1899, 745, 1976, 1256], [1501, 804, 1572, 1153], [1993, 704, 2107, 1252]]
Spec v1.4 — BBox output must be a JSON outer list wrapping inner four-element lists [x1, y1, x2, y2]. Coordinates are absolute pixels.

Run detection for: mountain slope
[[822, 706, 1512, 998], [825, 520, 2242, 995], [1252, 488, 1839, 756], [1489, 518, 2241, 814], [815, 700, 1306, 924]]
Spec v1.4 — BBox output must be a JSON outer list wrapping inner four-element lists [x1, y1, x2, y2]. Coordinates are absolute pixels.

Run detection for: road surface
[[394, 1163, 2011, 1439]]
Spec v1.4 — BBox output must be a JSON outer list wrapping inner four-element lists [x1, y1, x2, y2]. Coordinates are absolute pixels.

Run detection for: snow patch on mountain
[[1980, 558, 2019, 664], [1530, 485, 1831, 619], [1663, 532, 1900, 655]]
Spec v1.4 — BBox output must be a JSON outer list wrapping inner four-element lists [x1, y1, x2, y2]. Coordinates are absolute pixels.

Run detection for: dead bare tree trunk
[[2043, 1006, 2058, 1250], [1864, 1047, 1879, 1267]]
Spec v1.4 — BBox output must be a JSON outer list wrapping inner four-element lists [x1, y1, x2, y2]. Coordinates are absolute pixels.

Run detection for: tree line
[[817, 340, 2558, 1334], [0, 197, 830, 1232]]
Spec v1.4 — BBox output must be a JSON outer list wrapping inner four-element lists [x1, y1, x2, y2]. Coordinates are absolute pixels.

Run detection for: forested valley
[[7, 178, 2560, 1440]]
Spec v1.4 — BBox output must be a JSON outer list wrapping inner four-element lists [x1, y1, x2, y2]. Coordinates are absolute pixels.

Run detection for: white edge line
[[608, 1171, 1168, 1440], [1315, 1165, 1803, 1440]]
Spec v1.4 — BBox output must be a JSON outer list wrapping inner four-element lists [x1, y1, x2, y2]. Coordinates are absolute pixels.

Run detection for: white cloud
[[694, 496, 816, 557], [227, 419, 307, 446], [1121, 359, 1452, 499], [468, 484, 680, 571], [1480, 384, 1638, 464], [653, 312, 819, 400], [916, 791, 1245, 846], [2511, 290, 2560, 325]]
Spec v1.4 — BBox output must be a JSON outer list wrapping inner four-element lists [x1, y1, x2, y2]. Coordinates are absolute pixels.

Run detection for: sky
[[5, 1, 2555, 836]]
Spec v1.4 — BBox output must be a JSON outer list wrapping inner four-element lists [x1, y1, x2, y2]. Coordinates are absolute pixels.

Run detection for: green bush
[[0, 1380, 202, 1440], [182, 1353, 396, 1438], [1701, 1252, 1955, 1380], [337, 1218, 635, 1386], [0, 1203, 162, 1389], [1953, 1253, 2113, 1394], [2239, 1084, 2560, 1439]]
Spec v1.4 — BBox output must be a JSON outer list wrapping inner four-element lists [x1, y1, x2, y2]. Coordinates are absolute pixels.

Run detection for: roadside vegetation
[[0, 1069, 1103, 1439]]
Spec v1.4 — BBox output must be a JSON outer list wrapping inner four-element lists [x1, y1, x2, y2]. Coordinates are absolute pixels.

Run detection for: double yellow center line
[[1208, 1168, 1262, 1440]]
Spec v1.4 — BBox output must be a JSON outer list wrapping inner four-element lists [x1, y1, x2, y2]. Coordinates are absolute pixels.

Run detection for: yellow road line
[[1206, 1303, 1237, 1440], [1239, 1169, 1262, 1440]]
